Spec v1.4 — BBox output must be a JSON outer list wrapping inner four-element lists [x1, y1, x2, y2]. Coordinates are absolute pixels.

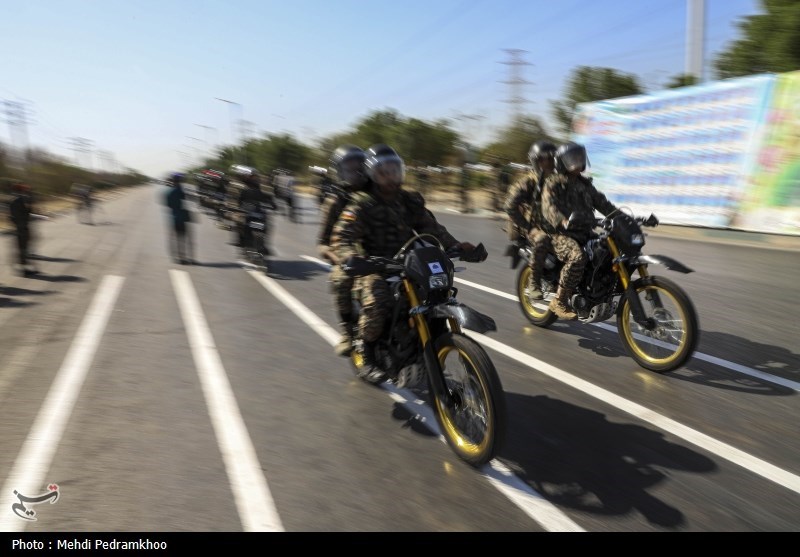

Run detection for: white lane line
[[249, 262, 585, 532], [170, 270, 283, 532], [453, 276, 800, 392], [467, 330, 800, 496], [301, 254, 800, 494], [0, 275, 125, 532]]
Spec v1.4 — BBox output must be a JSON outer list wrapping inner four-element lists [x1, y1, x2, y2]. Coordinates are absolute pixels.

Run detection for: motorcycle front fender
[[430, 302, 497, 334], [631, 254, 693, 274]]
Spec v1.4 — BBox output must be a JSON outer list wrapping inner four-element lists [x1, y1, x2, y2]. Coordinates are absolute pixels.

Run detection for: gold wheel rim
[[433, 345, 493, 458], [518, 266, 548, 318], [621, 285, 688, 366]]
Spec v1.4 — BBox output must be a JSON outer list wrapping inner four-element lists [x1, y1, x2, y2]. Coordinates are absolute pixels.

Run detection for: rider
[[503, 140, 557, 299], [332, 144, 478, 380], [317, 145, 369, 357], [540, 142, 619, 320], [233, 165, 277, 254]]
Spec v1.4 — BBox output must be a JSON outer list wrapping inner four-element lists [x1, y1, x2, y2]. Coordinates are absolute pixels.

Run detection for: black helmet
[[330, 144, 367, 189], [528, 140, 556, 166], [554, 142, 588, 174], [364, 144, 405, 188]]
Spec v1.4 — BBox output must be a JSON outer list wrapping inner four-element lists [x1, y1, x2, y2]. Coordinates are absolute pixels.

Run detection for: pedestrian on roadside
[[164, 172, 195, 265]]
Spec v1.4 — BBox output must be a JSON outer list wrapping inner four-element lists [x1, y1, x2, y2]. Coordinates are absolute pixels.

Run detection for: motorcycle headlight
[[630, 233, 645, 246], [428, 273, 449, 290]]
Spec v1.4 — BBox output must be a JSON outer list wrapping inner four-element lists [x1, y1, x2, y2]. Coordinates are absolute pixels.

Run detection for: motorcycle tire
[[429, 332, 506, 467], [516, 265, 557, 327], [617, 275, 699, 373]]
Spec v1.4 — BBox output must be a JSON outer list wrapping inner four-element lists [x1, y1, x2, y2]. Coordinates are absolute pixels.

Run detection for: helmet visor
[[368, 155, 405, 187], [340, 157, 366, 187], [560, 146, 587, 172]]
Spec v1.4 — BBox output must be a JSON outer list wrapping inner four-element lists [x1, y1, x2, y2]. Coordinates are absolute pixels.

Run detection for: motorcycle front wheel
[[430, 333, 506, 467], [516, 265, 556, 327], [617, 275, 699, 373]]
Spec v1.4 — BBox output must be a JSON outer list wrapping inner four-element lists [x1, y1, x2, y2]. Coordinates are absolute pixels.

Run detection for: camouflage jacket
[[541, 173, 618, 239], [317, 184, 351, 249], [503, 170, 552, 235], [332, 187, 459, 262]]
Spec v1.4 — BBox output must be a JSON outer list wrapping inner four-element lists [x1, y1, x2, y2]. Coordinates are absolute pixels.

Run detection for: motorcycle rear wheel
[[516, 265, 557, 327], [617, 275, 699, 372], [430, 333, 506, 467]]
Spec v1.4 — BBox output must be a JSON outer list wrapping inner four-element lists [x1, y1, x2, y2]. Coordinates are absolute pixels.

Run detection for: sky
[[0, 0, 763, 177]]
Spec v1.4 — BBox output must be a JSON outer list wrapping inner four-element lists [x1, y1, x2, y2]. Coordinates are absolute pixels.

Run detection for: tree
[[550, 66, 643, 135], [715, 0, 800, 78], [664, 74, 699, 89], [482, 115, 558, 164]]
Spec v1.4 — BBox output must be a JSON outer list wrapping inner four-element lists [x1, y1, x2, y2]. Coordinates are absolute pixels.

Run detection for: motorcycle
[[512, 210, 699, 372], [238, 202, 273, 270], [343, 234, 506, 467]]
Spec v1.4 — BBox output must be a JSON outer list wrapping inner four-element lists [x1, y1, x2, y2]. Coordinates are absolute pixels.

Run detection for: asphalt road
[[0, 183, 798, 533]]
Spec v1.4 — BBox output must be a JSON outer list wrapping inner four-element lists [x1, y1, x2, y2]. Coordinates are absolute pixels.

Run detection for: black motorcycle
[[238, 202, 273, 271], [512, 210, 699, 372], [343, 234, 506, 467]]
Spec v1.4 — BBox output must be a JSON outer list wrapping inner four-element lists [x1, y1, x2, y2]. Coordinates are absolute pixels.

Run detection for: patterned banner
[[572, 74, 775, 228], [732, 71, 800, 234]]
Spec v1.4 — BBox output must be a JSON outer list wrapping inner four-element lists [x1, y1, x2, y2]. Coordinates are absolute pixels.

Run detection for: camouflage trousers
[[550, 234, 587, 290], [329, 266, 354, 320], [527, 228, 551, 274], [355, 273, 393, 342]]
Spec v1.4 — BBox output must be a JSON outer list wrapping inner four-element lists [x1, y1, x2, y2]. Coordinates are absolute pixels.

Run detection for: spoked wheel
[[617, 276, 699, 372], [430, 333, 506, 467], [516, 265, 556, 327]]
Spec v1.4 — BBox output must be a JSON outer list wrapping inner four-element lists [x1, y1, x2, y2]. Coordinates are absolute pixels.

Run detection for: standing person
[[8, 182, 37, 276], [71, 182, 94, 225], [541, 142, 619, 319], [332, 144, 480, 380], [317, 144, 368, 356], [165, 172, 194, 265], [459, 165, 471, 213], [504, 140, 557, 299]]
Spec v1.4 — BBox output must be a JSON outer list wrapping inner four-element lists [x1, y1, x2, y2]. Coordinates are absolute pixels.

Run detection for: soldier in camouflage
[[504, 140, 557, 299], [332, 144, 477, 379], [317, 145, 369, 357], [541, 142, 618, 320]]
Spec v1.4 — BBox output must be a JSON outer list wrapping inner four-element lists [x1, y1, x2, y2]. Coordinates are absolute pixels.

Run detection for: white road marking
[[467, 330, 800, 496], [0, 275, 125, 532], [299, 253, 800, 494], [170, 270, 283, 532], [250, 261, 585, 532], [454, 276, 800, 392]]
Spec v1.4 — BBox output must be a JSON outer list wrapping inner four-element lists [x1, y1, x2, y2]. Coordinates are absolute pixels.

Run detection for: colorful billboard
[[572, 74, 775, 228]]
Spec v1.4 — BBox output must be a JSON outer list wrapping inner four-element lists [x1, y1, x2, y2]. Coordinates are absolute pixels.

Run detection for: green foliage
[[202, 134, 312, 176], [550, 66, 643, 135], [715, 0, 800, 78], [481, 115, 560, 165], [664, 74, 699, 89]]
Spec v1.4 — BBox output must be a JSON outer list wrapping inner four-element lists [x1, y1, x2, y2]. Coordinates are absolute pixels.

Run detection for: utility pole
[[69, 137, 93, 169], [686, 0, 706, 82], [3, 100, 31, 170], [500, 49, 533, 125]]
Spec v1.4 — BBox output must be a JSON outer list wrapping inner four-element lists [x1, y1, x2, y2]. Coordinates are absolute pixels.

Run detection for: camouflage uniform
[[541, 173, 617, 317], [332, 187, 459, 342], [504, 169, 553, 298], [317, 184, 354, 320]]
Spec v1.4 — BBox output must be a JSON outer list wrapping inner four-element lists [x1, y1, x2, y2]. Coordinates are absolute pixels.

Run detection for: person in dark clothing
[[165, 172, 194, 264], [8, 182, 37, 276], [232, 165, 277, 255]]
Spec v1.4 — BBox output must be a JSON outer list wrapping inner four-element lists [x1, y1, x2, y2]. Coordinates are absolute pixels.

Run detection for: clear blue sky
[[1, 0, 762, 177]]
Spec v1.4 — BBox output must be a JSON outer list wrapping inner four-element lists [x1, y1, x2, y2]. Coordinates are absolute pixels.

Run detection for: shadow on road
[[498, 393, 717, 528], [266, 259, 329, 281], [548, 323, 797, 395]]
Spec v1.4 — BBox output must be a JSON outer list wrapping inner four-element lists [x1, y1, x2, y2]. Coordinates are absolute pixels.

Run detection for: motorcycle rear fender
[[429, 302, 497, 334], [630, 254, 693, 274]]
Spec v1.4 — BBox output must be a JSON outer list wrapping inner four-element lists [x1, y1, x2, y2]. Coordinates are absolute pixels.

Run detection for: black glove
[[644, 213, 659, 227], [461, 243, 488, 263]]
